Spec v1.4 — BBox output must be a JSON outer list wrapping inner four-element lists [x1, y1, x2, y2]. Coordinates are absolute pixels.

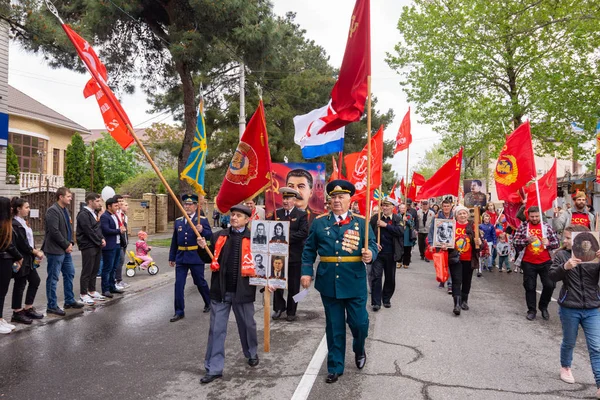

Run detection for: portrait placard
[[249, 252, 269, 286], [572, 232, 600, 263], [268, 221, 290, 255], [249, 220, 289, 288], [268, 254, 288, 290], [433, 219, 455, 247], [464, 179, 487, 208]]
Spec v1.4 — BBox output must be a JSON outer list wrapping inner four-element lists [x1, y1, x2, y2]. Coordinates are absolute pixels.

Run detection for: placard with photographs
[[572, 231, 600, 263], [250, 220, 290, 288], [433, 219, 456, 247]]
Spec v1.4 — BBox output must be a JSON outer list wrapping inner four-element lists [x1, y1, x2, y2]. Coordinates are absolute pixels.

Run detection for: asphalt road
[[0, 250, 598, 400]]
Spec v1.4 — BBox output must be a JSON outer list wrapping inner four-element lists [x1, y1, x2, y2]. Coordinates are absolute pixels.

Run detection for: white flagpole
[[534, 178, 546, 238]]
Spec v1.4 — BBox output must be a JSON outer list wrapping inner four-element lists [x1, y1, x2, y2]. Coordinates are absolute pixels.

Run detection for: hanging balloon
[[101, 186, 116, 201]]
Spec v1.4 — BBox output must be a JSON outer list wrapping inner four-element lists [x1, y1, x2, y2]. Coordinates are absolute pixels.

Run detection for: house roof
[[85, 128, 147, 143], [8, 85, 90, 133]]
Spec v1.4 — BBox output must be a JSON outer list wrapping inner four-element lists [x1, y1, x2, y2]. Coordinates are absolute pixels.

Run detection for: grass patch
[[147, 238, 172, 247]]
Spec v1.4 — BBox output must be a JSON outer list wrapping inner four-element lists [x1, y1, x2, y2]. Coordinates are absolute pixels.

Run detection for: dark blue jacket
[[101, 212, 121, 251], [169, 214, 212, 265], [479, 223, 497, 245]]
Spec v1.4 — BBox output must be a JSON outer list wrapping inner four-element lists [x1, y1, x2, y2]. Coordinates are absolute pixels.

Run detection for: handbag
[[433, 250, 449, 283]]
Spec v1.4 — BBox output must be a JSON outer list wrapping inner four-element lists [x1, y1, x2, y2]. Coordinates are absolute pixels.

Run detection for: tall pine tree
[[64, 133, 89, 189]]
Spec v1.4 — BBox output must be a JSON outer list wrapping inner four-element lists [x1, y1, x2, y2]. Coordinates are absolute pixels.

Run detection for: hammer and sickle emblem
[[349, 15, 359, 38]]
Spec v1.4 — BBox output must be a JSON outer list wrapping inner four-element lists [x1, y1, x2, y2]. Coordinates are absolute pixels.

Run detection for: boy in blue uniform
[[301, 180, 378, 383], [168, 194, 213, 322]]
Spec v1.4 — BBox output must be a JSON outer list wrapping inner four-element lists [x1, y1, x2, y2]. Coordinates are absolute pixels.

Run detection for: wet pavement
[[0, 251, 597, 400]]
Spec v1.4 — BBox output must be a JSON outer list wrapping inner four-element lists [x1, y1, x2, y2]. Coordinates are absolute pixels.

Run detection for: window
[[8, 132, 48, 173], [63, 149, 67, 175], [53, 148, 60, 175]]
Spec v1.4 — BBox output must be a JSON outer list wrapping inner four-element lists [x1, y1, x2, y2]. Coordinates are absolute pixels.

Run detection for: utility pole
[[239, 62, 246, 139]]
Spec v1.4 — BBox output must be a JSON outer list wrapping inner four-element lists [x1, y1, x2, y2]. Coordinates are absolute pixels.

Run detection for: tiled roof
[[8, 85, 90, 133], [85, 128, 147, 143]]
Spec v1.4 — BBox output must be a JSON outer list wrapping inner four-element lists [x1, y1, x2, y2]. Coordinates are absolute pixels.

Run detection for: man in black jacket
[[369, 197, 404, 310], [41, 187, 84, 315], [271, 187, 308, 321], [197, 205, 258, 384], [76, 193, 106, 305]]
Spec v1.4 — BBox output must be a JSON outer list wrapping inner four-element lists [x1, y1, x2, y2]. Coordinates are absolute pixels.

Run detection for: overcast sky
[[8, 0, 438, 180]]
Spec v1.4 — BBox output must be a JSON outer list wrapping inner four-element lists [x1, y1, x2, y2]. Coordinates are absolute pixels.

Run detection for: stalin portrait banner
[[463, 179, 487, 209], [265, 162, 326, 219]]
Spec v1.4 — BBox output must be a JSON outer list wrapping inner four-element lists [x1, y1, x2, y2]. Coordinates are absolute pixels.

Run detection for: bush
[[117, 168, 179, 198], [6, 144, 20, 184]]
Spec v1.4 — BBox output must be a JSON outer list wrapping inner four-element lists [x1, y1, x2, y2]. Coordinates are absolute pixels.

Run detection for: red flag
[[494, 122, 536, 201], [61, 25, 134, 149], [413, 172, 426, 186], [525, 160, 557, 212], [416, 148, 463, 201], [389, 180, 398, 200], [346, 126, 383, 200], [318, 0, 371, 133], [330, 155, 345, 182], [215, 101, 272, 213], [399, 177, 406, 198], [394, 108, 412, 153], [407, 172, 425, 200]]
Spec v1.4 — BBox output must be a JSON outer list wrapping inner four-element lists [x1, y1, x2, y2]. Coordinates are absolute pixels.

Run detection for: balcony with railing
[[19, 172, 64, 192]]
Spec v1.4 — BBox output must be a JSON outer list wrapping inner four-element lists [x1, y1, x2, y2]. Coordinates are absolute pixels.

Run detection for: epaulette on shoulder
[[316, 213, 329, 219], [176, 216, 184, 221], [353, 214, 365, 219]]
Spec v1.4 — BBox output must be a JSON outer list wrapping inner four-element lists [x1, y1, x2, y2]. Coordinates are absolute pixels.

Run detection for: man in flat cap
[[271, 187, 309, 321], [301, 180, 378, 384], [369, 196, 404, 311], [197, 204, 259, 384], [168, 194, 213, 322], [553, 190, 595, 235]]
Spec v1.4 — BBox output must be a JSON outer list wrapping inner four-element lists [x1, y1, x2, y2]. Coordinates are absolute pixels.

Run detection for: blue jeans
[[101, 248, 121, 294], [498, 255, 510, 271], [46, 253, 76, 309], [559, 306, 600, 387]]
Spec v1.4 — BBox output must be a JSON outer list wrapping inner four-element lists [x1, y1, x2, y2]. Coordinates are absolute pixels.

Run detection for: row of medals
[[342, 227, 360, 253]]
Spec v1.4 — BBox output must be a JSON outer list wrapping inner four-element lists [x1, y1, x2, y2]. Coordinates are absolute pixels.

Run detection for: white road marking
[[291, 334, 328, 400], [536, 290, 557, 302]]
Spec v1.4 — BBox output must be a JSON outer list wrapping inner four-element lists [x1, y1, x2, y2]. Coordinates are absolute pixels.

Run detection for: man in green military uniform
[[301, 180, 378, 384]]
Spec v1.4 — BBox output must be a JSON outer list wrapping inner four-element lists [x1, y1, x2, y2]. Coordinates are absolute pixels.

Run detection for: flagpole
[[404, 147, 410, 201], [377, 185, 383, 245], [534, 177, 546, 238], [365, 76, 372, 251], [338, 150, 344, 177]]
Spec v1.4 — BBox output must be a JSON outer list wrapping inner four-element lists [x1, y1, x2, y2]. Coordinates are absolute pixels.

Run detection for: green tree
[[386, 0, 600, 162], [140, 123, 183, 170], [117, 169, 179, 198], [414, 143, 449, 179], [6, 144, 20, 184], [94, 132, 139, 189], [87, 145, 105, 192], [64, 133, 89, 188]]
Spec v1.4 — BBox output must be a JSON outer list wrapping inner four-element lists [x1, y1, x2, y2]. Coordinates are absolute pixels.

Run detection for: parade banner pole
[[264, 290, 271, 352], [474, 206, 481, 249], [534, 178, 546, 238], [364, 76, 372, 250], [338, 150, 344, 177], [377, 185, 383, 244], [405, 148, 410, 201]]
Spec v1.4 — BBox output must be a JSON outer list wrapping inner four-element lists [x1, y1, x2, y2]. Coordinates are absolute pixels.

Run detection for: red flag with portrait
[[495, 122, 536, 201], [416, 148, 463, 201]]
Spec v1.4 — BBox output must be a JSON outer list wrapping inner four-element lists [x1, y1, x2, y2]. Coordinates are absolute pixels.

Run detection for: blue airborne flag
[[180, 91, 208, 195]]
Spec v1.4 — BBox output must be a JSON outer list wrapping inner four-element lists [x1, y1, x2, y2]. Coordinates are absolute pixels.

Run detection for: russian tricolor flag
[[293, 102, 345, 159]]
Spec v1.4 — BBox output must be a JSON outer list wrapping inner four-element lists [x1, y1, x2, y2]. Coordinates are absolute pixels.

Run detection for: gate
[[21, 190, 76, 235]]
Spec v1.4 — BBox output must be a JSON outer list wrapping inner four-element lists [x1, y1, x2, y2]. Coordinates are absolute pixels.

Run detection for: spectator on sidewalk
[[212, 209, 221, 228], [76, 192, 106, 306], [100, 197, 125, 299], [114, 198, 130, 290], [10, 197, 44, 325], [41, 187, 84, 315], [0, 197, 22, 334]]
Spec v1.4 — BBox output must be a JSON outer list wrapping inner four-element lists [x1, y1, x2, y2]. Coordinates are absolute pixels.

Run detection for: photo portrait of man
[[572, 232, 600, 262], [253, 223, 267, 244], [254, 254, 267, 277], [464, 179, 487, 208], [286, 169, 315, 225], [270, 256, 286, 279], [435, 220, 454, 246]]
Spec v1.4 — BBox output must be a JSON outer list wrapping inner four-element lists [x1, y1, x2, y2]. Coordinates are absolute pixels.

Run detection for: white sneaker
[[0, 324, 11, 334], [89, 292, 107, 301], [80, 294, 95, 305], [118, 281, 130, 289], [0, 318, 16, 331], [560, 367, 575, 384]]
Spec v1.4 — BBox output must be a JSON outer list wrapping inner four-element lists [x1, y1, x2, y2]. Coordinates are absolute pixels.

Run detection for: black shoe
[[24, 307, 44, 319], [64, 301, 85, 309], [102, 292, 114, 298], [541, 309, 550, 320], [11, 310, 32, 325], [526, 312, 536, 321], [170, 314, 184, 322], [461, 294, 469, 310], [203, 305, 211, 313], [424, 258, 430, 263], [383, 303, 391, 308], [453, 296, 461, 316], [477, 272, 482, 277], [248, 356, 259, 367], [271, 310, 283, 320], [420, 256, 425, 260], [200, 374, 222, 384], [286, 314, 297, 322], [46, 307, 66, 316], [461, 301, 469, 311], [326, 373, 342, 383], [372, 305, 380, 312], [110, 288, 124, 294], [355, 351, 366, 369]]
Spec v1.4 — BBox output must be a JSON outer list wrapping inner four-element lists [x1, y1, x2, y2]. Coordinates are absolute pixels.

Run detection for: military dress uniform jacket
[[274, 207, 309, 258], [301, 212, 378, 299], [169, 214, 212, 265]]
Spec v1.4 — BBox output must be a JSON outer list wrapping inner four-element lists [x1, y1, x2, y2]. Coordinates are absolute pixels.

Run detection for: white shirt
[[84, 206, 97, 220], [110, 213, 121, 244], [14, 216, 34, 248], [333, 212, 348, 222], [283, 207, 295, 217]]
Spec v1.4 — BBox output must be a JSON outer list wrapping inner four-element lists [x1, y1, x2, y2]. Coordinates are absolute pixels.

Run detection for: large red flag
[[494, 121, 536, 201], [215, 101, 272, 213], [416, 148, 463, 201], [525, 160, 557, 212], [346, 126, 383, 199], [413, 172, 426, 186], [61, 25, 134, 149], [407, 172, 426, 200], [318, 0, 370, 133], [394, 108, 412, 153]]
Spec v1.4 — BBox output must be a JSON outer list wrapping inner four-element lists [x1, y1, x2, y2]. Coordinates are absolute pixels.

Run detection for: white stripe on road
[[536, 290, 558, 302], [291, 334, 328, 400]]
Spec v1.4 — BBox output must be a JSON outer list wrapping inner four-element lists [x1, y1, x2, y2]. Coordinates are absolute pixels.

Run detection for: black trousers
[[12, 269, 41, 309], [370, 252, 396, 306], [522, 260, 555, 313], [274, 262, 301, 316], [81, 247, 102, 294], [0, 259, 13, 319], [418, 233, 428, 258], [402, 246, 413, 266], [449, 260, 474, 297]]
